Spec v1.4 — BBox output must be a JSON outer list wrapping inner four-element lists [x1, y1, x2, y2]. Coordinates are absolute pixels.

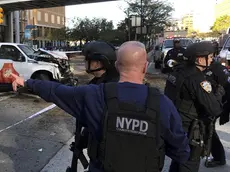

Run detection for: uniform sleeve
[[212, 63, 229, 87], [160, 95, 190, 163], [164, 50, 172, 64], [190, 76, 222, 117], [26, 79, 85, 118]]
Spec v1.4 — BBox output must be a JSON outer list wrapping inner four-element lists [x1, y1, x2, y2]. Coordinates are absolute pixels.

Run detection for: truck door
[[0, 45, 29, 80]]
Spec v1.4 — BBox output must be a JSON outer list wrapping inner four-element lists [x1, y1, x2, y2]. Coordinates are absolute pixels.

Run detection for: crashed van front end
[[33, 49, 78, 86]]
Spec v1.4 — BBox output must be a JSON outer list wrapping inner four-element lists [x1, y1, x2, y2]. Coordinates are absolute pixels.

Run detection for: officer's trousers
[[169, 158, 200, 172], [211, 128, 225, 162]]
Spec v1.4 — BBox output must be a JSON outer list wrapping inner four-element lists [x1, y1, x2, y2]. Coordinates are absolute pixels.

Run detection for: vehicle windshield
[[18, 44, 35, 58], [163, 39, 193, 48], [223, 37, 230, 50]]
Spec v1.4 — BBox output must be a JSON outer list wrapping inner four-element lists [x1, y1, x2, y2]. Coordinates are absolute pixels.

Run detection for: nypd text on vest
[[116, 117, 148, 135]]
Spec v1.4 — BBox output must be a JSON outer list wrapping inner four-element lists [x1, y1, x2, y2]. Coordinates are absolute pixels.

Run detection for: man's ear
[[115, 61, 118, 71], [143, 61, 148, 74], [196, 57, 201, 64]]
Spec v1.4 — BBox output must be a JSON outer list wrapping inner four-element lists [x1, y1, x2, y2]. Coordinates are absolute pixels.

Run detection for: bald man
[[11, 41, 190, 172]]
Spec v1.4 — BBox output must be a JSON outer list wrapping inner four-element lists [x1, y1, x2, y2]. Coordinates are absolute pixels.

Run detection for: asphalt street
[[0, 92, 76, 172], [0, 55, 87, 172]]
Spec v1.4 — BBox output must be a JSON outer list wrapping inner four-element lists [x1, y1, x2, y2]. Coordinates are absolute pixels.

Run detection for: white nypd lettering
[[116, 117, 148, 135]]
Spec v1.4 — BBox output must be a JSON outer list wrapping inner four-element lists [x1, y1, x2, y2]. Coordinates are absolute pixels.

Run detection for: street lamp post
[[140, 0, 143, 41], [131, 15, 141, 40]]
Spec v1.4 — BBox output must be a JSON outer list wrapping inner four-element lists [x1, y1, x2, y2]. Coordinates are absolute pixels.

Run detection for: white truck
[[0, 43, 77, 91]]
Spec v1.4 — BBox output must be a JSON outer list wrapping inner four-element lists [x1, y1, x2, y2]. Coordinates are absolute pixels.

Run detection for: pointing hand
[[10, 73, 25, 91]]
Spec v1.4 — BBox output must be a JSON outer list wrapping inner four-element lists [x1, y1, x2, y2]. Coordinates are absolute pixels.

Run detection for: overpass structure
[[0, 0, 117, 43], [0, 0, 116, 12]]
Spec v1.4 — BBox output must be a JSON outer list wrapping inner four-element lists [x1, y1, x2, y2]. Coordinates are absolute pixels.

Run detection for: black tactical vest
[[165, 65, 198, 130], [88, 83, 165, 172]]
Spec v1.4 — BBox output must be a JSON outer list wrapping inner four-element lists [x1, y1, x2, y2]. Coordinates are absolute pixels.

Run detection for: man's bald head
[[116, 41, 147, 73]]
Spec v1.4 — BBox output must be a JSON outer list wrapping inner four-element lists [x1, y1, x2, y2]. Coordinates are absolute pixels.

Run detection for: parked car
[[218, 36, 230, 69], [160, 38, 193, 71]]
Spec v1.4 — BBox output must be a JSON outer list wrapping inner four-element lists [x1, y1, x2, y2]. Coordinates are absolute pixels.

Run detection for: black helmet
[[173, 39, 180, 44], [184, 41, 215, 64], [82, 41, 117, 73]]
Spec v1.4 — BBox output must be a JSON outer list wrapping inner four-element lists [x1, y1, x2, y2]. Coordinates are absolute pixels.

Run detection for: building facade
[[181, 13, 194, 31], [26, 7, 65, 48], [215, 0, 230, 19]]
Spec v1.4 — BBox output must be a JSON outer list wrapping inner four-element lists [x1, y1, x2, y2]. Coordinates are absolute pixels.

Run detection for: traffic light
[[0, 7, 4, 24]]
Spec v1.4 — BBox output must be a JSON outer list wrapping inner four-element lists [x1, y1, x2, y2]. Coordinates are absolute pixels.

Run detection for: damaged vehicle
[[0, 43, 78, 92], [32, 48, 79, 86]]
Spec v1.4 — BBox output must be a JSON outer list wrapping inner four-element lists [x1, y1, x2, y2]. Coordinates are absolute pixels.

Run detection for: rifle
[[66, 121, 89, 172]]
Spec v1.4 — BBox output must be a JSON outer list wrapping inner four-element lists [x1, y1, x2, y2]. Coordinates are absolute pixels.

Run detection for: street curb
[[40, 136, 89, 172], [40, 136, 75, 172]]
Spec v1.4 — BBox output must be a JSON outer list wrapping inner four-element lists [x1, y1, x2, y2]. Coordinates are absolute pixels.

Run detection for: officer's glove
[[219, 111, 230, 125]]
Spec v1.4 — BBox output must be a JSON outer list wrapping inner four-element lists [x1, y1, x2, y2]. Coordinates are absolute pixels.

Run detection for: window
[[37, 11, 41, 21], [26, 10, 29, 19], [0, 45, 25, 62], [57, 16, 60, 24], [62, 17, 65, 25], [18, 44, 35, 59], [223, 37, 230, 50], [30, 10, 33, 20], [51, 15, 55, 23], [163, 39, 193, 48], [45, 13, 48, 22]]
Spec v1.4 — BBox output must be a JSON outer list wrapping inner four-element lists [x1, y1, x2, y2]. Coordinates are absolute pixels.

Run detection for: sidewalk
[[40, 136, 89, 172], [40, 122, 230, 172]]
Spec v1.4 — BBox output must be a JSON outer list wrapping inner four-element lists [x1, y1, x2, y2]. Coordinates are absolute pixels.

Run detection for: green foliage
[[120, 0, 174, 41], [211, 15, 230, 34], [69, 17, 114, 41], [48, 27, 69, 41], [125, 0, 174, 27]]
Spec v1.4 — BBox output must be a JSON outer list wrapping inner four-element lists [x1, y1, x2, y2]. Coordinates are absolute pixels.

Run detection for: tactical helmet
[[173, 39, 180, 44], [183, 41, 215, 64], [82, 41, 117, 73]]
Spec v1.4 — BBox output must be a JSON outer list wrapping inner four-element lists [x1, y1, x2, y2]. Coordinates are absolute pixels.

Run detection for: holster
[[188, 119, 205, 161]]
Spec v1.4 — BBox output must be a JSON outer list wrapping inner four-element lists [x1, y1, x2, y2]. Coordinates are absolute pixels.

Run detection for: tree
[[122, 0, 174, 41], [211, 15, 230, 34], [47, 27, 69, 42], [70, 17, 114, 41]]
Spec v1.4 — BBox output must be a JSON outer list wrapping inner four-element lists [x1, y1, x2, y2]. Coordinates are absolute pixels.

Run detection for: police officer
[[164, 41, 223, 172], [68, 41, 120, 171], [11, 41, 190, 172], [83, 41, 119, 84], [203, 61, 230, 167], [164, 39, 186, 71]]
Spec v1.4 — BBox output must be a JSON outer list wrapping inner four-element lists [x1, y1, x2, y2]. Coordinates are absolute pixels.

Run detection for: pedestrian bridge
[[0, 0, 117, 11]]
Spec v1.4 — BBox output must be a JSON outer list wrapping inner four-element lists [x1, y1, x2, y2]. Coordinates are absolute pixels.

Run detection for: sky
[[65, 0, 217, 31]]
